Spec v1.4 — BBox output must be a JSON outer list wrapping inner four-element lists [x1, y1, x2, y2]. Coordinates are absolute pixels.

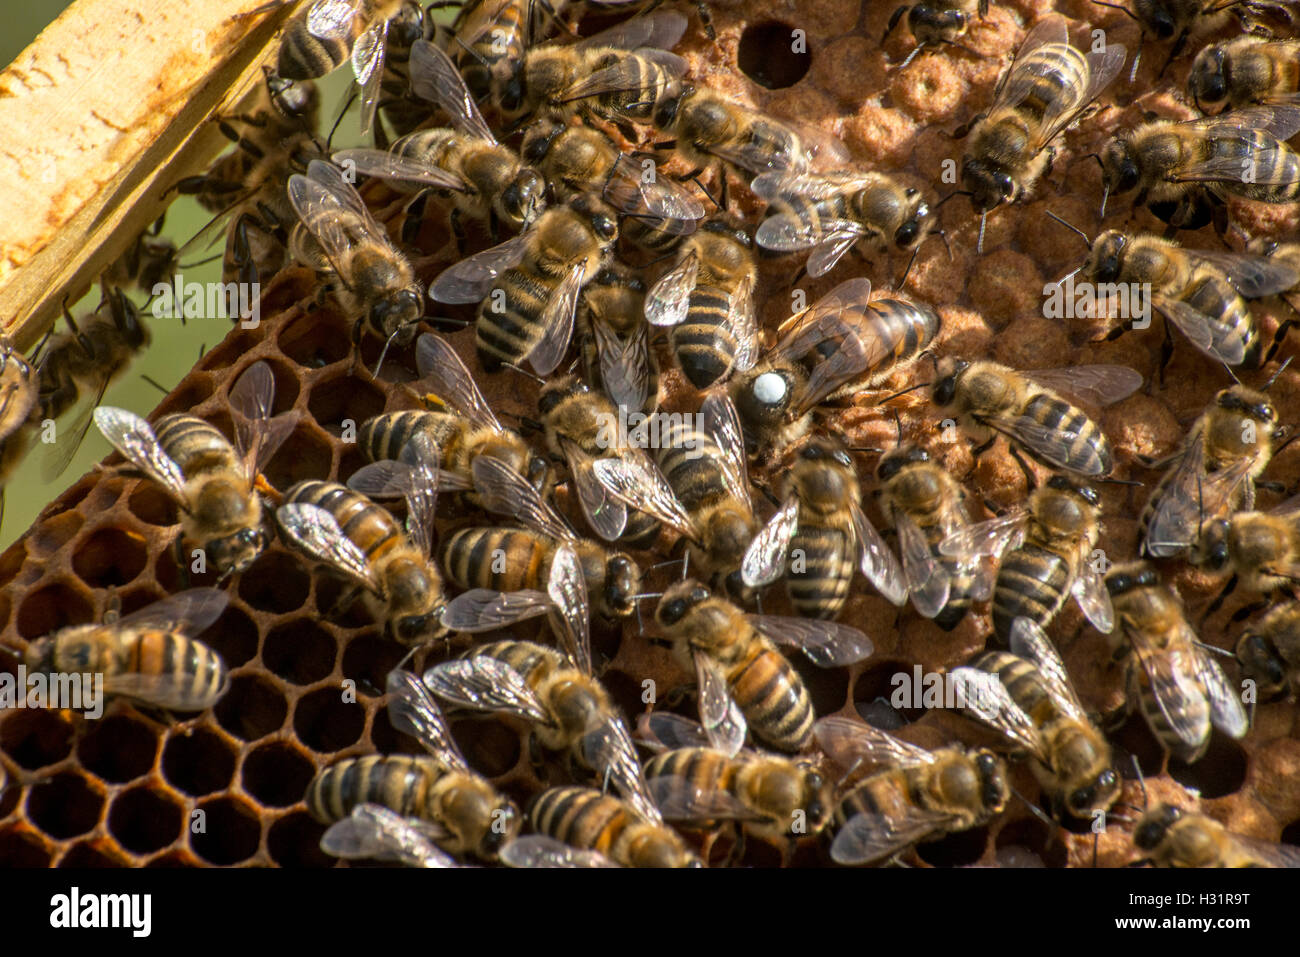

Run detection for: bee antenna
[[1099, 475, 1143, 487], [648, 557, 687, 574], [1054, 266, 1083, 290], [934, 190, 970, 210], [1045, 210, 1092, 247], [691, 175, 724, 212], [877, 381, 930, 404], [1091, 1, 1142, 23], [453, 34, 490, 68], [1262, 355, 1293, 391], [893, 408, 904, 446], [372, 324, 411, 379], [896, 243, 922, 291], [326, 89, 355, 153], [930, 228, 953, 262], [1099, 183, 1111, 221], [976, 209, 988, 254], [1007, 785, 1057, 830], [503, 361, 547, 384], [1221, 362, 1242, 385], [629, 592, 663, 602], [898, 41, 926, 70], [141, 374, 170, 395]]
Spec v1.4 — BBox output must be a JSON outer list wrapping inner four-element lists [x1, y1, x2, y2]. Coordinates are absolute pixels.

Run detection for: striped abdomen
[[1179, 274, 1259, 367], [284, 480, 404, 561], [1209, 130, 1300, 203], [809, 298, 939, 401], [359, 410, 461, 465], [455, 0, 527, 99], [277, 14, 353, 81], [108, 630, 227, 711], [671, 285, 740, 388], [154, 414, 239, 477], [1127, 651, 1211, 762], [658, 426, 728, 513], [1019, 393, 1110, 474], [788, 523, 853, 620], [991, 543, 1070, 643], [1009, 46, 1091, 131], [440, 527, 553, 593], [642, 748, 739, 820], [306, 755, 444, 823], [832, 767, 914, 837], [726, 640, 814, 751], [476, 266, 555, 370], [529, 786, 632, 854], [470, 639, 564, 688], [586, 53, 679, 123], [968, 650, 1060, 728]]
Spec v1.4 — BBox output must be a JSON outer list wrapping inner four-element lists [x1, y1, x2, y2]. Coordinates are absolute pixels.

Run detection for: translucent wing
[[1224, 833, 1300, 869], [988, 16, 1070, 112], [526, 264, 584, 377], [438, 588, 552, 632], [592, 316, 651, 414], [644, 248, 699, 328], [983, 412, 1109, 475], [806, 222, 868, 279], [422, 657, 550, 724], [408, 38, 497, 143], [896, 510, 949, 619], [592, 456, 696, 538], [470, 455, 572, 541], [1022, 364, 1143, 407], [547, 545, 591, 674], [116, 587, 229, 635], [321, 804, 459, 869], [1154, 294, 1249, 366], [415, 334, 502, 430], [101, 669, 229, 710], [813, 715, 938, 771], [1176, 108, 1300, 184], [93, 407, 187, 503], [288, 161, 394, 282], [353, 19, 389, 136], [748, 615, 874, 667], [730, 274, 758, 373], [602, 154, 705, 224], [277, 502, 383, 592], [1190, 638, 1249, 740], [428, 234, 529, 304], [560, 52, 687, 105], [702, 109, 806, 175], [948, 666, 1044, 757], [1144, 436, 1253, 557], [939, 508, 1028, 559], [45, 373, 111, 482], [647, 774, 766, 823], [1131, 644, 1212, 755], [331, 147, 469, 192], [500, 834, 618, 868], [635, 712, 714, 751], [697, 651, 746, 757], [1071, 555, 1115, 634], [741, 496, 798, 587], [1007, 617, 1088, 721], [562, 437, 627, 541], [306, 0, 360, 41], [579, 715, 663, 825], [385, 668, 468, 770], [228, 361, 296, 478], [853, 501, 909, 606], [576, 9, 687, 51], [1035, 39, 1125, 149], [701, 391, 752, 512], [779, 279, 891, 414], [1183, 248, 1300, 298], [751, 170, 880, 203], [830, 804, 964, 866], [346, 434, 439, 556]]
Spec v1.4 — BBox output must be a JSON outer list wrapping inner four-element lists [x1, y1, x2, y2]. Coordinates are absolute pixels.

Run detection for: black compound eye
[[895, 220, 920, 246], [1107, 574, 1131, 595], [690, 586, 710, 604], [801, 443, 824, 461], [659, 598, 687, 625]]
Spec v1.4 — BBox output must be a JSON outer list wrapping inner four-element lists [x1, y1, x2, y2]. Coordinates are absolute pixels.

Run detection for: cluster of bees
[[9, 0, 1300, 869]]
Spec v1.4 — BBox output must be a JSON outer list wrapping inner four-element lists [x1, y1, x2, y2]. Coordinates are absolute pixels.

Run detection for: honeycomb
[[2, 0, 1300, 868]]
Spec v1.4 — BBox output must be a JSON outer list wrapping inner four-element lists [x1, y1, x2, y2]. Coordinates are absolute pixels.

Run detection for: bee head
[[1217, 386, 1277, 427], [656, 579, 711, 627], [798, 436, 853, 469], [525, 453, 551, 492], [1187, 45, 1228, 111], [801, 768, 829, 827], [500, 168, 547, 230], [652, 85, 692, 132], [478, 801, 520, 857], [1100, 140, 1140, 196], [876, 443, 929, 481], [975, 751, 1009, 812], [1133, 804, 1182, 851], [1236, 632, 1288, 698], [1066, 766, 1119, 818], [371, 289, 423, 342], [537, 375, 585, 417], [701, 216, 753, 248], [894, 191, 928, 248], [1104, 562, 1158, 597], [207, 527, 267, 576], [960, 159, 1016, 212], [931, 357, 969, 407], [1087, 231, 1127, 283], [604, 554, 640, 618], [1137, 2, 1177, 39], [266, 72, 319, 121], [1197, 519, 1231, 571]]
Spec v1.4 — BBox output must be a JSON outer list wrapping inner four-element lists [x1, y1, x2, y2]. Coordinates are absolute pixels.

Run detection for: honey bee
[[1197, 503, 1300, 616], [1099, 107, 1300, 230], [278, 444, 448, 644], [358, 333, 551, 499], [0, 338, 40, 521], [429, 193, 619, 376], [643, 215, 758, 390], [1140, 381, 1284, 558], [424, 636, 662, 823], [321, 803, 461, 868], [1132, 803, 1300, 867], [1188, 36, 1300, 113], [1059, 226, 1299, 369], [334, 38, 546, 238], [960, 15, 1125, 251], [638, 713, 831, 845], [372, 0, 435, 147], [275, 0, 410, 134], [927, 358, 1142, 479], [435, 456, 642, 622], [883, 1, 989, 69], [751, 169, 933, 280], [949, 616, 1122, 820], [93, 361, 298, 577], [743, 434, 908, 619], [287, 159, 424, 353], [814, 715, 1008, 866], [448, 0, 532, 101], [875, 440, 991, 629], [1104, 563, 1248, 763], [519, 118, 705, 234], [23, 588, 230, 713], [577, 265, 659, 415], [941, 475, 1113, 642], [502, 786, 701, 868], [35, 288, 150, 481], [1235, 600, 1300, 700], [307, 667, 520, 860], [654, 578, 874, 755], [592, 393, 758, 596], [102, 217, 180, 296], [729, 278, 940, 453]]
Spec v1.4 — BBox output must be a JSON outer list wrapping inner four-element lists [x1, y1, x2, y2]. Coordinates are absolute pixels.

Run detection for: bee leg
[[961, 435, 995, 480], [450, 207, 467, 257], [882, 5, 908, 43], [1229, 598, 1270, 624], [402, 192, 431, 248], [324, 583, 363, 621], [216, 120, 266, 161], [1263, 311, 1295, 366], [1200, 573, 1238, 624], [716, 164, 730, 213], [1155, 318, 1175, 390], [1156, 30, 1189, 80], [1008, 445, 1038, 492], [174, 534, 192, 589]]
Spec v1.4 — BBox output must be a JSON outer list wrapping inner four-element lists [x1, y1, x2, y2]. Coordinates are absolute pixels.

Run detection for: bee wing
[[988, 15, 1069, 109], [1007, 617, 1089, 721], [1188, 632, 1249, 740], [579, 714, 663, 826], [741, 496, 799, 587], [592, 456, 696, 538], [1131, 643, 1212, 754], [805, 222, 868, 279], [526, 263, 584, 377], [428, 234, 530, 304], [647, 774, 767, 823], [288, 161, 388, 281], [1021, 364, 1143, 407], [277, 503, 383, 592], [948, 666, 1045, 758], [779, 279, 885, 414], [853, 500, 909, 607], [730, 273, 759, 373], [347, 435, 440, 556], [409, 39, 497, 143], [115, 587, 230, 635], [385, 668, 469, 771], [414, 334, 502, 431], [1177, 107, 1300, 184], [559, 52, 686, 105], [896, 510, 950, 619], [634, 712, 715, 751], [1071, 554, 1115, 634], [830, 805, 965, 866], [439, 588, 553, 633], [702, 114, 806, 176], [321, 804, 459, 869], [748, 615, 874, 667], [701, 391, 753, 512], [1181, 248, 1300, 299], [469, 456, 573, 541], [1152, 295, 1249, 367], [752, 170, 878, 202], [602, 154, 705, 226], [45, 371, 113, 483], [938, 509, 1028, 559], [592, 316, 652, 414], [422, 656, 551, 724], [813, 715, 938, 770], [93, 407, 188, 504], [500, 834, 619, 868], [353, 19, 389, 137], [576, 8, 687, 51], [331, 147, 470, 193], [644, 248, 699, 328], [982, 412, 1109, 476], [228, 361, 298, 478], [547, 544, 592, 674], [306, 0, 362, 40], [561, 437, 628, 541], [696, 650, 747, 757], [1144, 435, 1252, 557], [1224, 833, 1300, 869], [1035, 40, 1126, 150]]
